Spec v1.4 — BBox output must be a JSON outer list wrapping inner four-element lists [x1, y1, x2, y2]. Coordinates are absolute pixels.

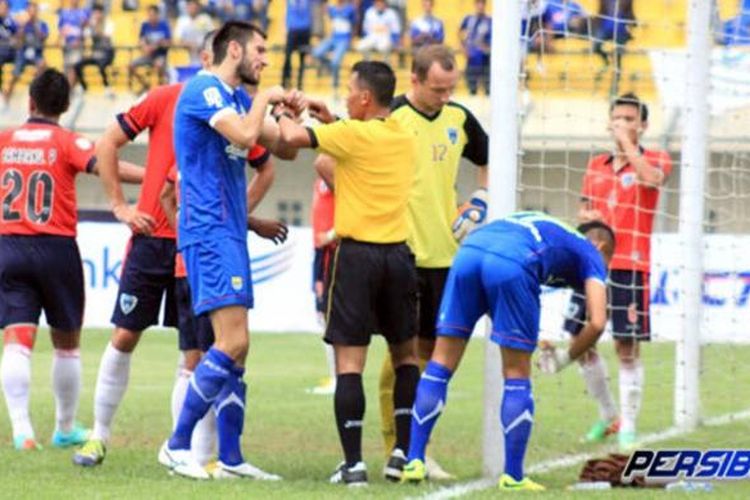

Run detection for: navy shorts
[[564, 269, 651, 341], [175, 277, 215, 352], [436, 246, 541, 352], [0, 235, 84, 330], [110, 236, 177, 332], [183, 237, 253, 316]]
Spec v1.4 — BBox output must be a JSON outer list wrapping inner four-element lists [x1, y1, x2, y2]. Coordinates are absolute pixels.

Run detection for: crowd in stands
[[0, 0, 746, 103]]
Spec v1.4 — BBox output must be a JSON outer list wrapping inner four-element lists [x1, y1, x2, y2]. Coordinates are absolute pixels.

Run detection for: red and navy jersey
[[582, 149, 673, 272], [0, 118, 95, 237], [117, 83, 182, 239], [311, 177, 334, 247]]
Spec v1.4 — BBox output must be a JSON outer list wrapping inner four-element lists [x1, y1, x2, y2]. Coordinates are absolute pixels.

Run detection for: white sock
[[1, 344, 34, 438], [325, 343, 336, 381], [52, 349, 81, 433], [619, 359, 644, 434], [579, 353, 618, 422], [192, 410, 217, 465], [171, 362, 191, 430], [91, 343, 132, 442]]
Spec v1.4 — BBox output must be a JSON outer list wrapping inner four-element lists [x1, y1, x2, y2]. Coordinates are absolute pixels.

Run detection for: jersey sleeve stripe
[[208, 107, 237, 128], [85, 156, 97, 173], [116, 113, 140, 141]]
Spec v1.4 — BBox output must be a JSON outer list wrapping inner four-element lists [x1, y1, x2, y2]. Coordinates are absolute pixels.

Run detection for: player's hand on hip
[[536, 341, 571, 374], [113, 204, 155, 235], [248, 216, 289, 245], [452, 188, 488, 242]]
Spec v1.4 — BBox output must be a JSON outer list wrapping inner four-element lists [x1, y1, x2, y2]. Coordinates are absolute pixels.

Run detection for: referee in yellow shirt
[[380, 44, 489, 479], [275, 61, 420, 486]]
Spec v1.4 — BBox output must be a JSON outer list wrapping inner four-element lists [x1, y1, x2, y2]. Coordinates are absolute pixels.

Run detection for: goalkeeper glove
[[536, 341, 572, 374], [452, 188, 488, 242]]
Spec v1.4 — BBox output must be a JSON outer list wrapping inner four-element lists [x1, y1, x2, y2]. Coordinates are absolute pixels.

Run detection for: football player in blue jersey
[[158, 21, 294, 480], [401, 212, 615, 491]]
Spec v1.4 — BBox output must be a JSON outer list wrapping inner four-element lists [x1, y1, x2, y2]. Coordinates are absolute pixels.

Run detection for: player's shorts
[[111, 235, 177, 332], [563, 269, 651, 341], [313, 243, 336, 314], [325, 239, 417, 347], [182, 237, 253, 316], [0, 235, 84, 331], [436, 246, 541, 352], [416, 267, 449, 340], [175, 277, 215, 352]]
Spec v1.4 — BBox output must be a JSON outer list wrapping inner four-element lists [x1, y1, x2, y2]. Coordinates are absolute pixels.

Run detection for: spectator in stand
[[543, 0, 588, 38], [356, 0, 400, 58], [282, 0, 313, 89], [409, 0, 443, 50], [312, 0, 356, 93], [593, 0, 634, 96], [129, 4, 171, 93], [3, 1, 46, 107], [0, 0, 17, 95], [58, 0, 90, 87], [71, 3, 114, 96], [355, 0, 374, 36], [175, 0, 214, 65], [8, 0, 26, 19], [388, 0, 406, 38], [205, 0, 233, 21], [459, 0, 491, 95]]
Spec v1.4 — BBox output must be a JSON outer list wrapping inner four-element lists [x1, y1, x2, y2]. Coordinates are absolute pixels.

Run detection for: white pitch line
[[417, 407, 750, 500]]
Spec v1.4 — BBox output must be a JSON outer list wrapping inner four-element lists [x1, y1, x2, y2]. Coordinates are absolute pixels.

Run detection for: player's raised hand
[[283, 89, 308, 118], [248, 216, 289, 245], [308, 99, 336, 124], [113, 203, 156, 235], [262, 85, 287, 105]]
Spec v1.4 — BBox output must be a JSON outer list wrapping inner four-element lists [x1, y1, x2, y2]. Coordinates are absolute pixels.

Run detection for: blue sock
[[169, 348, 235, 450], [407, 361, 453, 462], [215, 367, 246, 466], [501, 378, 534, 481]]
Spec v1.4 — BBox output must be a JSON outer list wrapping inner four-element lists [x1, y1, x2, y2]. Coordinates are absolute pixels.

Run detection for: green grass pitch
[[1, 330, 749, 498]]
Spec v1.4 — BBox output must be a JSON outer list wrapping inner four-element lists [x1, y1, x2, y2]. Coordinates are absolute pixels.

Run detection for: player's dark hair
[[91, 3, 104, 12], [212, 21, 266, 65], [578, 220, 616, 258], [412, 44, 455, 81], [147, 4, 160, 13], [351, 60, 396, 107], [202, 29, 216, 52], [29, 69, 70, 117], [610, 92, 648, 122]]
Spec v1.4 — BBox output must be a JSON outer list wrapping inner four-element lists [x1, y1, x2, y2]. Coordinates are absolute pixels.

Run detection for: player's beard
[[237, 50, 259, 86]]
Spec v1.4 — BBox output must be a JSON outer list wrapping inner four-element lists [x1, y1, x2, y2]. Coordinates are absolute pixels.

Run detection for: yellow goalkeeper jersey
[[391, 95, 488, 268]]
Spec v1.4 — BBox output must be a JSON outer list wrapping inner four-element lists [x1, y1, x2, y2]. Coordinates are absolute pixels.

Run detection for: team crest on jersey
[[231, 276, 243, 291], [447, 127, 458, 145], [119, 293, 138, 315], [620, 172, 636, 188]]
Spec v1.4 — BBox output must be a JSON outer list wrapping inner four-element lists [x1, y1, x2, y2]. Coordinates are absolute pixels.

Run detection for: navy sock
[[215, 366, 246, 466], [501, 378, 534, 481], [169, 348, 234, 450], [407, 361, 453, 462], [393, 363, 419, 453]]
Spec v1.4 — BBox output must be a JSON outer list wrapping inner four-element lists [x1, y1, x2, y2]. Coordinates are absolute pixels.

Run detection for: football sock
[[619, 359, 644, 434], [407, 361, 453, 462], [1, 344, 34, 438], [192, 410, 217, 466], [52, 349, 81, 433], [171, 368, 191, 429], [92, 342, 131, 442], [378, 355, 396, 454], [169, 347, 234, 450], [501, 378, 534, 482], [334, 373, 365, 466], [580, 353, 618, 421], [215, 369, 246, 466], [393, 363, 419, 453]]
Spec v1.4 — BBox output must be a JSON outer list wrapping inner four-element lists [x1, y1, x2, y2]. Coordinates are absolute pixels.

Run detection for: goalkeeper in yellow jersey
[[380, 44, 489, 480]]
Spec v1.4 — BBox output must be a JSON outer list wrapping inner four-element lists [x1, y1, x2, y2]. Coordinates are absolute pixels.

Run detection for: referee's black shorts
[[324, 238, 417, 346], [416, 267, 449, 340]]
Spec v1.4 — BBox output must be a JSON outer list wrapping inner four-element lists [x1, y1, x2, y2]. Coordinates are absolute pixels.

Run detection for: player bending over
[[402, 212, 614, 491], [0, 69, 142, 451]]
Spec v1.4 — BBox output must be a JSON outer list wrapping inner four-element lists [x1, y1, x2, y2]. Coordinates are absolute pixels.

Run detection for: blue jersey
[[543, 1, 586, 34], [328, 3, 356, 42], [139, 20, 171, 56], [460, 14, 491, 65], [463, 212, 607, 290], [286, 0, 313, 31], [174, 71, 252, 249], [58, 8, 89, 45]]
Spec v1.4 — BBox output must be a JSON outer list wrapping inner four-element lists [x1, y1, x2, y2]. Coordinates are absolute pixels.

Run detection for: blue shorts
[[0, 235, 84, 331], [436, 246, 541, 352], [175, 277, 215, 352], [182, 238, 253, 316], [111, 236, 177, 332]]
